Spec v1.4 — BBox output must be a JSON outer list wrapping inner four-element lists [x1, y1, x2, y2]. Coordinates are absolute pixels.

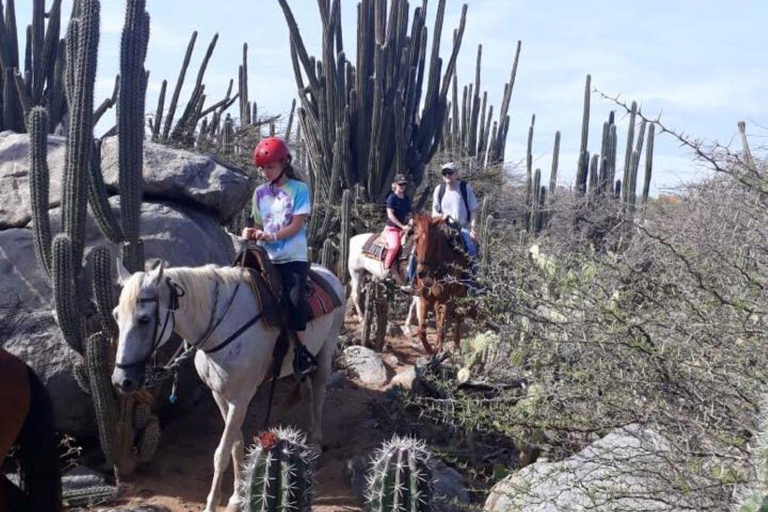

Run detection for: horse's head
[[112, 260, 179, 393], [412, 213, 447, 278]]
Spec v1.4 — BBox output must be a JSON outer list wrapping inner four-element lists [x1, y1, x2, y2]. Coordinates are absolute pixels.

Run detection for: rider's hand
[[253, 229, 266, 241], [469, 228, 477, 241], [241, 227, 256, 240]]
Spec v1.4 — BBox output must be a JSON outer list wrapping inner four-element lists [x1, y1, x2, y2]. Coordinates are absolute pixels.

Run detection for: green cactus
[[339, 189, 351, 284], [73, 361, 90, 395], [321, 238, 334, 271], [28, 106, 52, 278], [92, 245, 117, 338], [621, 101, 638, 203], [641, 123, 655, 204], [240, 427, 316, 512], [85, 331, 118, 466], [548, 131, 560, 204], [137, 416, 161, 463], [367, 436, 434, 512], [117, 0, 149, 272], [162, 31, 197, 141], [133, 402, 152, 430], [62, 484, 120, 508]]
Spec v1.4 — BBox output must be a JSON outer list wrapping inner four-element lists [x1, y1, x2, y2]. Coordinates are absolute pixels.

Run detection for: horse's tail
[[16, 366, 62, 512]]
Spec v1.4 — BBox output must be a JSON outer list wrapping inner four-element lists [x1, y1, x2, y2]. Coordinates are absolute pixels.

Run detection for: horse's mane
[[119, 264, 244, 319]]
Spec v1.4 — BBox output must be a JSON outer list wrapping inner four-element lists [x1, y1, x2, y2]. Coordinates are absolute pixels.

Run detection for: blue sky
[[15, 0, 768, 195]]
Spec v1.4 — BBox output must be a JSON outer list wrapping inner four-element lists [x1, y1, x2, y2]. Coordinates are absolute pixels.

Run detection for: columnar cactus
[[339, 188, 351, 284], [366, 436, 434, 512], [28, 0, 158, 477], [240, 427, 316, 512], [277, 0, 469, 244]]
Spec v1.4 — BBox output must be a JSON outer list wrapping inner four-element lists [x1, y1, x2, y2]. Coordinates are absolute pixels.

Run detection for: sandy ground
[[105, 315, 426, 512]]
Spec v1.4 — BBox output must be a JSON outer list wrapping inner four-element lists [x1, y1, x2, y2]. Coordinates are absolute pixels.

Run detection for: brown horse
[[0, 348, 61, 512], [411, 213, 471, 354]]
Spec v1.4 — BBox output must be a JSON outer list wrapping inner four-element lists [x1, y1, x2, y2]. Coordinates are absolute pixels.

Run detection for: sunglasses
[[441, 170, 455, 176]]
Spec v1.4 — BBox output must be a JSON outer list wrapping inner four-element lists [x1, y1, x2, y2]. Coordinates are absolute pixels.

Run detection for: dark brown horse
[[0, 348, 61, 512], [411, 213, 471, 354]]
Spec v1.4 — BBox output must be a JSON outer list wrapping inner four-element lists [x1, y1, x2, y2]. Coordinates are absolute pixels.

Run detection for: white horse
[[111, 260, 344, 512], [348, 233, 418, 334]]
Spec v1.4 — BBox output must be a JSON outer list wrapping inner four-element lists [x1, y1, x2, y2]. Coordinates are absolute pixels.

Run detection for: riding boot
[[291, 331, 318, 381]]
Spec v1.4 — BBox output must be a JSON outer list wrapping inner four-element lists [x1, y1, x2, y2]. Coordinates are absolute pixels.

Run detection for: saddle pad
[[306, 270, 343, 321], [361, 233, 388, 261]]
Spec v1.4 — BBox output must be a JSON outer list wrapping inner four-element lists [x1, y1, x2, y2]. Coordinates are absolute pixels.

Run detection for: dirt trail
[[110, 317, 425, 512]]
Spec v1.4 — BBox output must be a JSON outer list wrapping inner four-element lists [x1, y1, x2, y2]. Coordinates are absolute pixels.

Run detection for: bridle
[[115, 277, 185, 372], [115, 262, 264, 385]]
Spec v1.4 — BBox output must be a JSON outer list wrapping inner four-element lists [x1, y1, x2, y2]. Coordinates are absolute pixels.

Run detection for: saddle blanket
[[305, 269, 343, 321], [361, 232, 412, 262]]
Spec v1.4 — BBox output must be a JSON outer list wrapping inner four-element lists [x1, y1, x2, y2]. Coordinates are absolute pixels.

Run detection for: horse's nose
[[120, 378, 135, 393]]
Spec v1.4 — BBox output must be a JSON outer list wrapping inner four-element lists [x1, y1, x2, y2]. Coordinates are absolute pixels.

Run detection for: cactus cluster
[[366, 435, 435, 512], [440, 41, 521, 167], [28, 0, 159, 477], [240, 427, 317, 512], [0, 0, 69, 133], [519, 74, 655, 241], [276, 0, 469, 250]]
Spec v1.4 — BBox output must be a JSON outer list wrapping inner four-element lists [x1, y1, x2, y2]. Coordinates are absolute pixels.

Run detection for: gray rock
[[432, 460, 471, 511], [101, 136, 255, 223], [485, 425, 694, 512], [0, 131, 66, 229], [1, 199, 234, 434], [338, 346, 388, 387], [346, 455, 470, 512], [389, 366, 417, 389], [2, 311, 90, 435]]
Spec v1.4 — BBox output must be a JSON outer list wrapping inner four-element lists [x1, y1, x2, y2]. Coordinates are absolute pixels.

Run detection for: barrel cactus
[[240, 427, 317, 512], [366, 436, 434, 512]]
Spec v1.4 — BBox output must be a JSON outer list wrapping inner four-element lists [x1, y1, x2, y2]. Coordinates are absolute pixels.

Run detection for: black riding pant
[[274, 261, 310, 332]]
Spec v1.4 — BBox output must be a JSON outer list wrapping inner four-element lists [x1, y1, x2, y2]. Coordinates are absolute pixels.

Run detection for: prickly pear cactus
[[240, 427, 316, 512], [366, 436, 434, 512]]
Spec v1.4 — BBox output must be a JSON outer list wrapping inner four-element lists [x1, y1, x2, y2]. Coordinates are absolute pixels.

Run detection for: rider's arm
[[269, 214, 308, 242], [467, 184, 479, 234], [387, 208, 407, 230]]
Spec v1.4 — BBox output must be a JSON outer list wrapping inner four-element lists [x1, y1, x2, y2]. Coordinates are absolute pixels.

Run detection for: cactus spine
[[367, 436, 434, 512], [241, 427, 316, 512]]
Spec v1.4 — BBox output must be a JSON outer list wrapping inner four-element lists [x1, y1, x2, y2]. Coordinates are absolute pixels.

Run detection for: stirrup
[[292, 342, 318, 380]]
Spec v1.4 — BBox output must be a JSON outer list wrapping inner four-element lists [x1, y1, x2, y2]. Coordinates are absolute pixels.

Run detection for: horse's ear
[[147, 260, 165, 286], [116, 259, 132, 285]]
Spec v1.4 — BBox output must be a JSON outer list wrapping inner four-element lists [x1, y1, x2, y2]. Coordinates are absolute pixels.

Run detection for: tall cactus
[[339, 188, 351, 284], [367, 436, 434, 512], [29, 0, 158, 477], [277, 0, 469, 230], [240, 427, 316, 512]]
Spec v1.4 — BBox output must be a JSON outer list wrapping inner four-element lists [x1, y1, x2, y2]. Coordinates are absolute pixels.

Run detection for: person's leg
[[384, 226, 401, 270], [276, 262, 316, 378], [460, 228, 478, 258]]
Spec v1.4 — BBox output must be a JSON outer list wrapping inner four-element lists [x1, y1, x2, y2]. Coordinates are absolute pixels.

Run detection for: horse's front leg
[[417, 295, 433, 355], [204, 397, 248, 512]]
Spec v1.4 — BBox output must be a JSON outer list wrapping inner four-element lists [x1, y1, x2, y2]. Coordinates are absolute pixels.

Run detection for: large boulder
[[101, 136, 255, 223], [0, 131, 66, 229], [337, 345, 389, 387], [0, 199, 235, 434], [485, 425, 695, 512]]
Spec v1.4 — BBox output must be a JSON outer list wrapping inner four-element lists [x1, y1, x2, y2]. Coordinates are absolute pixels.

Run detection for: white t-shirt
[[432, 181, 478, 227]]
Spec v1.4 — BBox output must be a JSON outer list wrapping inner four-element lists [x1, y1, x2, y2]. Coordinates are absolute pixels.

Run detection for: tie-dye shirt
[[251, 179, 311, 263]]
